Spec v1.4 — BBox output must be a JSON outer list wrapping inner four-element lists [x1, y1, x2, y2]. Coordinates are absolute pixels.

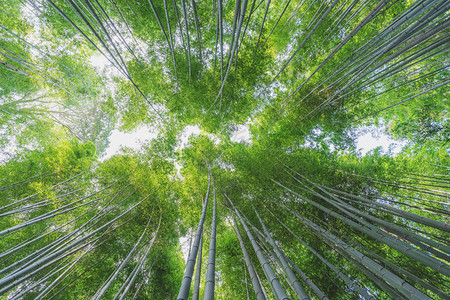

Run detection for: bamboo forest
[[0, 0, 449, 299]]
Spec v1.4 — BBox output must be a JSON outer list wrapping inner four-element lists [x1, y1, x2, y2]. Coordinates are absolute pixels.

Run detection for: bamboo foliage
[[1, 0, 448, 298]]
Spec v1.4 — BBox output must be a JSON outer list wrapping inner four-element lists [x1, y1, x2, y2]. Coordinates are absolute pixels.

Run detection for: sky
[[101, 125, 158, 161], [355, 126, 406, 156], [103, 124, 405, 162]]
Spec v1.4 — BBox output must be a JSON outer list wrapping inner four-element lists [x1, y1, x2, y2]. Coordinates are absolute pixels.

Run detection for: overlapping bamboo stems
[[210, 0, 248, 110], [292, 176, 450, 259], [0, 190, 112, 262], [320, 185, 450, 237], [238, 0, 258, 47], [401, 174, 450, 188], [14, 217, 128, 300], [341, 2, 449, 88], [276, 201, 432, 299], [177, 173, 211, 300], [263, 0, 291, 42], [0, 189, 149, 294], [273, 178, 450, 277], [295, 2, 449, 120], [281, 2, 444, 113], [306, 0, 442, 91], [1, 210, 133, 296], [12, 255, 83, 299], [45, 0, 163, 119], [66, 0, 131, 78], [0, 185, 139, 279], [385, 190, 449, 207], [303, 207, 426, 298], [0, 208, 92, 262], [232, 214, 266, 300], [320, 0, 360, 43], [355, 241, 450, 299], [243, 262, 250, 299], [164, 0, 178, 79], [89, 0, 143, 67], [217, 0, 224, 107], [0, 170, 59, 192], [270, 0, 391, 125], [212, 12, 219, 78], [336, 244, 407, 299], [78, 0, 146, 104], [131, 259, 157, 300], [148, 0, 178, 79], [350, 173, 450, 198], [341, 44, 449, 119], [340, 58, 449, 118], [226, 195, 289, 300], [330, 192, 450, 247], [180, 0, 192, 78], [0, 170, 89, 212], [107, 0, 145, 56], [192, 180, 206, 300], [92, 209, 155, 299], [252, 207, 310, 299], [244, 202, 330, 299], [282, 254, 328, 300], [0, 182, 117, 237], [0, 187, 83, 218], [0, 178, 128, 251], [316, 209, 445, 298], [279, 0, 308, 32], [2, 187, 137, 274], [191, 0, 203, 62], [320, 34, 444, 107], [355, 192, 450, 220], [225, 0, 241, 73], [279, 161, 449, 248], [232, 0, 261, 75], [48, 261, 101, 300], [114, 214, 161, 300], [282, 0, 371, 78], [273, 0, 340, 82], [265, 206, 374, 299], [203, 176, 217, 299], [266, 168, 447, 296], [173, 0, 187, 52], [0, 43, 68, 85], [342, 35, 449, 101], [300, 0, 442, 110], [335, 2, 446, 84], [89, 0, 140, 61], [253, 0, 271, 57], [192, 236, 202, 300], [0, 241, 88, 295], [250, 221, 311, 299]]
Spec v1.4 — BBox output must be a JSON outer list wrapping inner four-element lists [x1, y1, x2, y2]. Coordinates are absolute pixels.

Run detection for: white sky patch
[[230, 124, 252, 144], [174, 162, 184, 180], [89, 53, 123, 78], [179, 230, 193, 263], [356, 127, 406, 156], [101, 125, 158, 161], [176, 125, 202, 150], [207, 133, 222, 146], [89, 54, 110, 70]]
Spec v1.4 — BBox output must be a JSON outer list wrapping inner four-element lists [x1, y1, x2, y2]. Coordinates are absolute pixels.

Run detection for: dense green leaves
[[0, 0, 448, 299]]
